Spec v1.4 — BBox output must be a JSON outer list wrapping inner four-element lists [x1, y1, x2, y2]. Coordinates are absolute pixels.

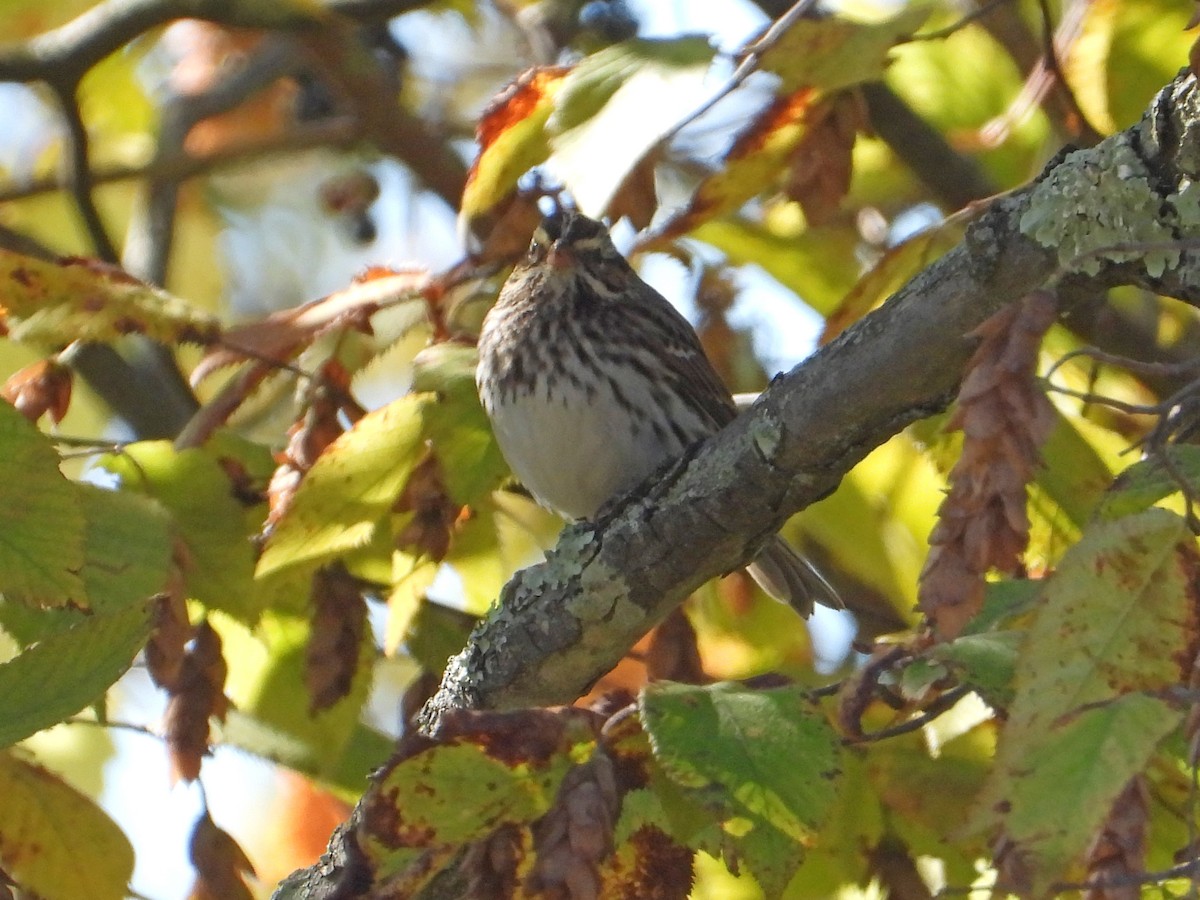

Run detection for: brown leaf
[[525, 751, 620, 900], [188, 810, 256, 900], [1, 359, 73, 424], [193, 267, 428, 386], [265, 364, 351, 532], [144, 558, 191, 691], [468, 191, 547, 266], [305, 564, 368, 714], [463, 823, 528, 900], [783, 88, 867, 226], [653, 87, 820, 243], [165, 621, 230, 784], [394, 453, 463, 562], [918, 291, 1058, 639], [1082, 778, 1149, 900], [603, 148, 661, 233], [644, 608, 707, 684]]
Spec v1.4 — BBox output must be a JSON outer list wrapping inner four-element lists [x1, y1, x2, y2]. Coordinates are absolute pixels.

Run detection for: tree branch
[[419, 74, 1200, 728], [0, 0, 429, 85], [275, 66, 1200, 900]]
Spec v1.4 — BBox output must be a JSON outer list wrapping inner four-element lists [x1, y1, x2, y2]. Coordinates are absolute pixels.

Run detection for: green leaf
[[460, 68, 568, 228], [0, 250, 220, 346], [220, 610, 376, 780], [0, 751, 134, 900], [257, 395, 431, 582], [640, 682, 840, 850], [693, 217, 861, 316], [1036, 407, 1119, 527], [0, 485, 171, 645], [77, 485, 172, 613], [1095, 445, 1200, 520], [757, 6, 931, 93], [217, 710, 394, 798], [970, 509, 1197, 893], [997, 694, 1180, 890], [98, 442, 258, 621], [359, 710, 594, 884], [962, 578, 1041, 635], [927, 630, 1021, 708], [0, 599, 153, 748], [0, 399, 86, 606], [412, 344, 510, 505]]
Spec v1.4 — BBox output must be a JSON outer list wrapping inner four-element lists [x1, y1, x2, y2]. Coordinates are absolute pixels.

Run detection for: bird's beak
[[546, 241, 575, 269]]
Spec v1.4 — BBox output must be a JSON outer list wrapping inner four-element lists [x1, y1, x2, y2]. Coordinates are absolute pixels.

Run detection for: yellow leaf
[[0, 751, 134, 900]]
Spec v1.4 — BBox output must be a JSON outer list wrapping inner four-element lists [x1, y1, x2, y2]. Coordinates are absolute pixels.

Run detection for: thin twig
[[0, 118, 360, 204], [658, 0, 821, 146], [845, 685, 973, 744], [51, 81, 118, 262]]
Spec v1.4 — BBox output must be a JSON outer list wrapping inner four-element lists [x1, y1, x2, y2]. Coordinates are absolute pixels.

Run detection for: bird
[[475, 208, 838, 616]]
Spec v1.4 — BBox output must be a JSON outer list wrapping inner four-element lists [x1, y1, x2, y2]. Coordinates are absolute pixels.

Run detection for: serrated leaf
[[1007, 694, 1179, 874], [640, 682, 840, 843], [257, 395, 431, 581], [77, 485, 172, 613], [0, 400, 86, 606], [755, 6, 930, 92], [0, 751, 134, 900], [656, 88, 825, 240], [0, 251, 220, 346], [98, 442, 258, 622], [0, 485, 172, 645], [1095, 446, 1200, 520], [0, 599, 153, 748], [970, 509, 1199, 894], [605, 788, 694, 898]]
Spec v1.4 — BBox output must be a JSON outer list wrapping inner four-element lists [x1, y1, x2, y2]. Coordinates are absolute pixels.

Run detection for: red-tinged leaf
[[460, 67, 571, 241], [193, 267, 428, 385], [652, 88, 822, 242], [752, 6, 929, 93], [1, 359, 72, 425], [359, 708, 602, 890], [0, 251, 220, 347]]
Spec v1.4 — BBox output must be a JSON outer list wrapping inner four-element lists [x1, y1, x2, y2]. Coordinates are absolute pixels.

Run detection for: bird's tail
[[746, 536, 841, 618]]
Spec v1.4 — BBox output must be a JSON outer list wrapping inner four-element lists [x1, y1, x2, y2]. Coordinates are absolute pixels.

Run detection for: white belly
[[486, 380, 698, 521]]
